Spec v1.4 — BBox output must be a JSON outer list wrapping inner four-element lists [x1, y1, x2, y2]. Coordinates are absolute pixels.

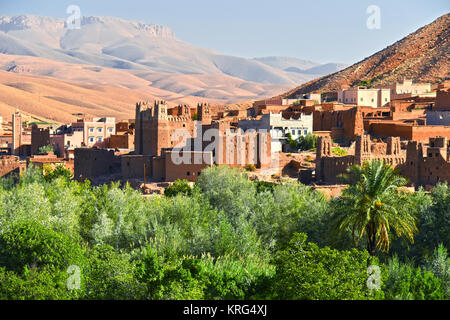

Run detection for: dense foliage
[[0, 163, 448, 300]]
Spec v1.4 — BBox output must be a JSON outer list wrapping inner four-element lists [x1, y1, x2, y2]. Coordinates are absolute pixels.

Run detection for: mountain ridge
[[281, 13, 449, 98]]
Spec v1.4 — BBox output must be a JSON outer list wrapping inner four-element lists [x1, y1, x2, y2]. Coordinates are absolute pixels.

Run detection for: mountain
[[0, 54, 294, 123], [253, 56, 319, 71], [0, 15, 327, 85], [282, 13, 450, 98]]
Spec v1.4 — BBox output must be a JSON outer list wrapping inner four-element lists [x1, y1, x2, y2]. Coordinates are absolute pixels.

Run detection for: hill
[[282, 13, 450, 98]]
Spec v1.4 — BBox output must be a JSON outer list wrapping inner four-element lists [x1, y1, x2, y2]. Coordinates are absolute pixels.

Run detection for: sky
[[0, 0, 448, 64]]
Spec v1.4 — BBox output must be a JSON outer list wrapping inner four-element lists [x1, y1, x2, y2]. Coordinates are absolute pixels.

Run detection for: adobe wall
[[435, 90, 450, 111], [135, 101, 196, 157], [164, 151, 213, 182], [0, 155, 21, 177], [410, 126, 450, 142], [109, 134, 134, 149], [401, 138, 450, 187], [31, 125, 50, 155], [313, 106, 363, 140], [366, 121, 414, 140], [74, 148, 118, 181], [121, 155, 152, 180]]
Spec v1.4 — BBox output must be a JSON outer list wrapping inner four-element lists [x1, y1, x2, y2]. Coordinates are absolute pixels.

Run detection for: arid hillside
[[0, 54, 295, 123], [282, 13, 449, 98]]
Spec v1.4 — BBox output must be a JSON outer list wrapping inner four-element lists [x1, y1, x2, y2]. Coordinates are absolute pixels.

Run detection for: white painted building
[[338, 87, 390, 108], [238, 112, 313, 153]]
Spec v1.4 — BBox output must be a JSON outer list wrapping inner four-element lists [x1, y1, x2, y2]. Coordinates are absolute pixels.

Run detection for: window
[[304, 130, 308, 135], [360, 98, 363, 102], [97, 137, 103, 143], [97, 127, 103, 133], [385, 98, 388, 102], [89, 127, 94, 133], [107, 127, 114, 133], [291, 130, 295, 135], [89, 137, 94, 143], [187, 171, 190, 176], [298, 129, 302, 135], [371, 98, 374, 102]]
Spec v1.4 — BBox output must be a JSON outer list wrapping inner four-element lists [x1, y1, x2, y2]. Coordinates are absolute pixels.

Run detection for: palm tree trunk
[[367, 223, 376, 257]]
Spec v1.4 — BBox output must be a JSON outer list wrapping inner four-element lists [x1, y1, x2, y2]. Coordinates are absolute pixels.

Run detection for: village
[[0, 78, 449, 196]]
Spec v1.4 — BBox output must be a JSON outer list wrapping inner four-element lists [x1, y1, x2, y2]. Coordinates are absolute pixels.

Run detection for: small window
[[371, 98, 374, 102], [360, 98, 363, 102], [89, 127, 94, 133], [298, 130, 302, 135], [97, 137, 103, 142], [108, 127, 114, 133], [187, 171, 190, 176], [291, 130, 295, 135], [97, 127, 103, 133], [89, 137, 94, 143]]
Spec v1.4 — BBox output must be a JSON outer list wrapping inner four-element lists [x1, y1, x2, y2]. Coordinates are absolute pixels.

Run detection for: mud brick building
[[0, 155, 22, 178], [315, 135, 450, 187]]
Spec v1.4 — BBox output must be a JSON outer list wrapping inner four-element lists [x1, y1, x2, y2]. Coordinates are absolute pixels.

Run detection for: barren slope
[[282, 13, 450, 98]]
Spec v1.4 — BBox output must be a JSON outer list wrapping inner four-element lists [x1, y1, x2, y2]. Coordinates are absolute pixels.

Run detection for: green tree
[[84, 245, 143, 299], [164, 179, 193, 197], [297, 133, 318, 151], [384, 256, 445, 300], [38, 144, 54, 154], [271, 233, 380, 300], [332, 160, 417, 256]]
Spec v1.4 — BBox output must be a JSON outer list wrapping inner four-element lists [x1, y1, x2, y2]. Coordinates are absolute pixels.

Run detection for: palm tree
[[332, 160, 418, 257]]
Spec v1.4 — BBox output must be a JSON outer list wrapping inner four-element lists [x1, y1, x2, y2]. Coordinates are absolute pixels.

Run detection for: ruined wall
[[401, 137, 450, 186]]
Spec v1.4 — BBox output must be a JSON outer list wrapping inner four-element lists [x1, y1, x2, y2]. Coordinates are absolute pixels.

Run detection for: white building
[[376, 79, 432, 99], [338, 87, 390, 108], [238, 112, 313, 153]]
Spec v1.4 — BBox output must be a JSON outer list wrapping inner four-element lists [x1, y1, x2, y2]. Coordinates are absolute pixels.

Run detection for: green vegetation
[[333, 161, 416, 256], [164, 179, 193, 197], [0, 162, 448, 300], [244, 164, 256, 172], [297, 133, 318, 151], [38, 144, 54, 154], [332, 147, 348, 156], [285, 133, 318, 151]]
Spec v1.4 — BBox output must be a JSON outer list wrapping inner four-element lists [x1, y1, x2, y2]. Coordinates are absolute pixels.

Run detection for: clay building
[[74, 148, 120, 181], [315, 135, 405, 184], [134, 101, 196, 156], [0, 155, 23, 178], [31, 125, 51, 155], [315, 134, 450, 187]]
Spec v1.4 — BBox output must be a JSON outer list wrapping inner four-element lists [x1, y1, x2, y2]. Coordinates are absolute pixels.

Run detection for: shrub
[[164, 179, 193, 197], [38, 144, 54, 154]]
